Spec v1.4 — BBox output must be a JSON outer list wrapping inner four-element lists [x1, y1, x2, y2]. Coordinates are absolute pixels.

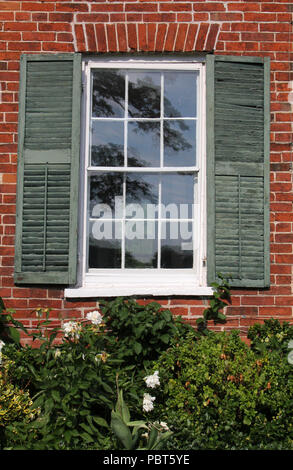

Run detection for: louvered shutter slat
[[15, 54, 81, 284]]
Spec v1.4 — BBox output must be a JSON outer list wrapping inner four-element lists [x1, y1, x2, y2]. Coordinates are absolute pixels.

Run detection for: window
[[14, 54, 270, 294], [78, 58, 208, 296]]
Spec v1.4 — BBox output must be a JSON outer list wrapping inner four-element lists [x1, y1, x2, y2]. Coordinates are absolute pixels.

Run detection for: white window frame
[[65, 56, 213, 298]]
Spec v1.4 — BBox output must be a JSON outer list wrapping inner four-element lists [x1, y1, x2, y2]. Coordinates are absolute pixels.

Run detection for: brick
[[195, 23, 209, 50], [185, 23, 198, 51], [75, 13, 108, 22], [164, 23, 178, 52], [85, 23, 96, 51], [126, 3, 158, 12], [91, 4, 124, 13], [22, 2, 54, 11], [174, 23, 188, 51], [227, 3, 260, 12], [161, 2, 192, 11], [138, 23, 147, 51], [95, 24, 107, 52], [22, 32, 55, 41], [259, 307, 292, 316], [56, 3, 89, 12], [194, 2, 225, 12], [205, 23, 219, 51], [42, 42, 74, 52], [39, 23, 72, 32], [106, 24, 117, 52], [127, 23, 137, 51], [74, 24, 86, 52], [147, 23, 156, 52], [155, 23, 167, 51], [49, 13, 73, 22], [0, 2, 21, 11], [5, 22, 36, 32]]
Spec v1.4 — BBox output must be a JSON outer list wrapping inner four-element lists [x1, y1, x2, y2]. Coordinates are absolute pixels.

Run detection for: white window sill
[[64, 284, 214, 298]]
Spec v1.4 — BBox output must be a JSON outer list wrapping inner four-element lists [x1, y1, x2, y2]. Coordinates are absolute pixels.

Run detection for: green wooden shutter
[[14, 54, 81, 284], [206, 55, 270, 288]]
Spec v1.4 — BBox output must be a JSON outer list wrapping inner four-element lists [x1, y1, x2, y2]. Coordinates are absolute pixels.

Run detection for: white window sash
[[65, 57, 209, 298]]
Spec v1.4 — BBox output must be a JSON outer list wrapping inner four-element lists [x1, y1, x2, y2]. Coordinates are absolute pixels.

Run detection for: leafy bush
[[2, 321, 127, 450], [1, 297, 189, 450], [153, 330, 293, 450], [99, 297, 194, 370], [248, 318, 293, 356], [0, 355, 38, 449]]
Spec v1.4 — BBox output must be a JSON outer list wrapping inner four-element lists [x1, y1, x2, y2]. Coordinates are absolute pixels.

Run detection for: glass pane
[[164, 120, 196, 167], [128, 71, 161, 118], [128, 121, 160, 167], [161, 174, 195, 219], [89, 173, 123, 217], [164, 71, 197, 118], [161, 221, 193, 268], [126, 173, 159, 218], [92, 69, 125, 118], [125, 221, 158, 268], [88, 220, 121, 268], [91, 121, 124, 166]]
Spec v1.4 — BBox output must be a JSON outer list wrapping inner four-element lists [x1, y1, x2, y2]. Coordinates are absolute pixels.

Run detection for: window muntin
[[82, 59, 206, 288]]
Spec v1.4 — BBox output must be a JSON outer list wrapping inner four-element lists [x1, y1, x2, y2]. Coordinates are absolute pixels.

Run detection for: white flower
[[62, 321, 82, 339], [143, 393, 156, 412], [144, 370, 160, 389], [54, 348, 61, 359], [158, 421, 169, 431], [86, 310, 103, 326]]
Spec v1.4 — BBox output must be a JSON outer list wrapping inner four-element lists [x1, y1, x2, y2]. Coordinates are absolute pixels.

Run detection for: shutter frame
[[14, 53, 82, 285], [206, 55, 270, 288]]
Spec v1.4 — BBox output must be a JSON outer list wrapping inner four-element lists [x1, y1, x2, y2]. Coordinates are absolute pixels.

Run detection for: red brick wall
[[0, 0, 292, 343]]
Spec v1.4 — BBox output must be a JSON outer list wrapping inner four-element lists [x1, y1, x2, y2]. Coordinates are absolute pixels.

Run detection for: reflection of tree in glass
[[92, 71, 192, 153], [90, 146, 158, 212], [91, 143, 124, 167], [92, 70, 125, 117], [91, 143, 154, 168], [128, 75, 160, 118]]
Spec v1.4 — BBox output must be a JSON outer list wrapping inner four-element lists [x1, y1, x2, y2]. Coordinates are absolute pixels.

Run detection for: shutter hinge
[[202, 257, 207, 267]]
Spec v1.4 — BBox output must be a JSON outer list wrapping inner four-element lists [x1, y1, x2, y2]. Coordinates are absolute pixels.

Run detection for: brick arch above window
[[73, 22, 220, 54]]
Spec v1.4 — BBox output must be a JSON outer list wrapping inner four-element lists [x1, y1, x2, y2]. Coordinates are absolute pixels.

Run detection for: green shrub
[[0, 355, 38, 449], [153, 330, 293, 450], [2, 321, 128, 450], [99, 297, 194, 370], [248, 318, 293, 356], [2, 298, 189, 450]]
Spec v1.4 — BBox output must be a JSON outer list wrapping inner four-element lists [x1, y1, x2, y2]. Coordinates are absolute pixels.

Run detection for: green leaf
[[51, 390, 60, 402], [128, 420, 148, 429], [80, 423, 94, 436], [147, 426, 158, 450], [8, 326, 20, 344], [92, 416, 109, 428], [133, 342, 142, 355], [81, 432, 94, 443], [111, 411, 133, 450], [161, 334, 170, 344], [243, 416, 251, 426]]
